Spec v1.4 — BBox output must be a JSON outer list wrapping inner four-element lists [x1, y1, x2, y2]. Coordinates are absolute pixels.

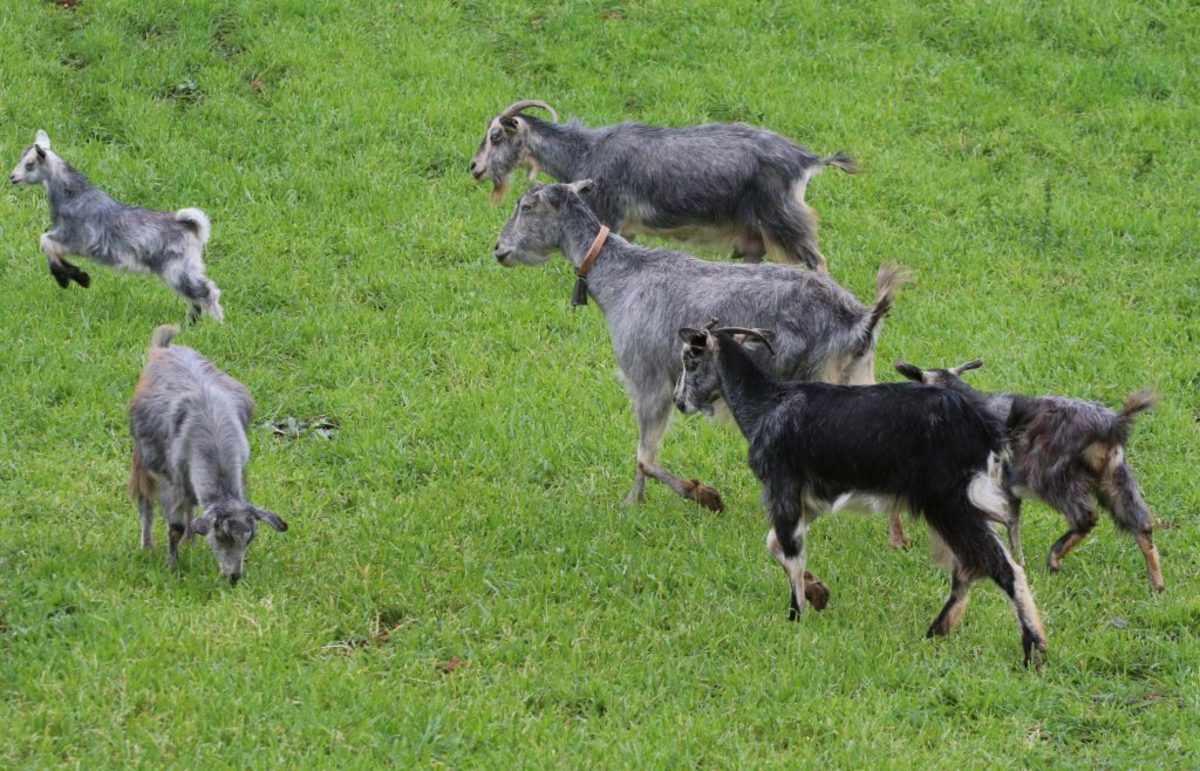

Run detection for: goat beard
[[490, 175, 512, 205]]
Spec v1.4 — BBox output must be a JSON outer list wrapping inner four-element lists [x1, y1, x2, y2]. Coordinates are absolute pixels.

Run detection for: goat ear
[[953, 358, 984, 375], [678, 327, 700, 343], [189, 513, 213, 536], [253, 507, 289, 532], [35, 130, 51, 150], [894, 360, 925, 382], [499, 116, 519, 134], [34, 145, 46, 161], [568, 178, 595, 196]]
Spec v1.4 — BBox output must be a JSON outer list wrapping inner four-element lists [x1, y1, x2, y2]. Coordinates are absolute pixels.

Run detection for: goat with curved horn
[[498, 99, 560, 123]]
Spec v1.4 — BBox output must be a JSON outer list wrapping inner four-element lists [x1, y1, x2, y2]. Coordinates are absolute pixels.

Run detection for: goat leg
[[637, 461, 724, 512]]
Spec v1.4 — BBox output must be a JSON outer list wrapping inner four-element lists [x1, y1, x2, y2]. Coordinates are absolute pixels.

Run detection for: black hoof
[[73, 270, 91, 288]]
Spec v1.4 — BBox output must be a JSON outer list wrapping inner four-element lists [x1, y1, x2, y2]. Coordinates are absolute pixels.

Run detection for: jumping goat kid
[[9, 130, 223, 322], [472, 100, 857, 271], [129, 325, 287, 584], [676, 326, 1047, 667], [894, 359, 1163, 592], [494, 180, 908, 512]]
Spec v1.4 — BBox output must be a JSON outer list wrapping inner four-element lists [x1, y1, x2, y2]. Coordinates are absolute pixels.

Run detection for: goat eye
[[520, 203, 533, 213], [490, 130, 502, 142], [25, 162, 34, 171]]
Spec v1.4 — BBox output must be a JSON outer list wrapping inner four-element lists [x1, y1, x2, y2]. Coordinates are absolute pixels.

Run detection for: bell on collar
[[571, 276, 589, 307]]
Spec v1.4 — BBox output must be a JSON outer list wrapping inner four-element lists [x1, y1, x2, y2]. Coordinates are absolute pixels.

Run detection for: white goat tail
[[967, 458, 1009, 524], [175, 208, 211, 244]]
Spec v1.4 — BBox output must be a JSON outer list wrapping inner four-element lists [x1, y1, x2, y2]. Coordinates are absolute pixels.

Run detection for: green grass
[[1, 0, 1197, 765]]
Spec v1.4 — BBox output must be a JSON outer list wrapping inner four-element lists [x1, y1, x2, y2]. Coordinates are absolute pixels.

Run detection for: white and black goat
[[9, 131, 223, 322], [129, 326, 286, 584], [676, 325, 1047, 667], [494, 180, 908, 513], [472, 100, 857, 270], [894, 359, 1164, 592]]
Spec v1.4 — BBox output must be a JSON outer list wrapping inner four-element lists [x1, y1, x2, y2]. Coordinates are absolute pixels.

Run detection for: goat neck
[[714, 332, 787, 438], [524, 116, 594, 182], [43, 161, 97, 219]]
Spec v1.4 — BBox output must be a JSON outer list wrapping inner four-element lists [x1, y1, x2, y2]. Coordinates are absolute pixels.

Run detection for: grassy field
[[1, 0, 1197, 765]]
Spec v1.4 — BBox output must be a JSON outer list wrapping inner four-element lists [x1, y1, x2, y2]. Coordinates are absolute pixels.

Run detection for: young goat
[[494, 180, 908, 513], [9, 131, 223, 323], [675, 325, 1048, 667], [129, 326, 287, 584], [472, 100, 857, 270], [894, 359, 1163, 592]]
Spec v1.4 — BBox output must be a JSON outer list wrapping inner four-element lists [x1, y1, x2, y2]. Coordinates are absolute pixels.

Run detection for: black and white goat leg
[[628, 392, 723, 512], [40, 233, 89, 288], [138, 494, 155, 550], [764, 501, 829, 614]]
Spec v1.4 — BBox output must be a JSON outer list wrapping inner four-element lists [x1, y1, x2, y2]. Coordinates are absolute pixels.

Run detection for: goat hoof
[[52, 270, 70, 288], [1024, 640, 1047, 672], [690, 482, 724, 512], [74, 270, 91, 288], [803, 576, 830, 611], [1046, 554, 1062, 573]]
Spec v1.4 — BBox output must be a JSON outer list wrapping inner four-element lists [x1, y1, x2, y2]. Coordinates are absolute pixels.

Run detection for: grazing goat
[[129, 325, 287, 584], [493, 180, 908, 512], [9, 130, 223, 323], [472, 100, 857, 270], [676, 326, 1047, 667], [894, 359, 1164, 592]]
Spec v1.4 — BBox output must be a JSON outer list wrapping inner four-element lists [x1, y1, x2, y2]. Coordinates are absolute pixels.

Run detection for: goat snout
[[229, 572, 242, 586], [9, 175, 17, 185], [470, 160, 484, 180], [494, 244, 513, 264]]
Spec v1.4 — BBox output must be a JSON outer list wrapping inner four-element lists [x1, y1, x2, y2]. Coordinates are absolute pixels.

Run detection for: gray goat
[[471, 100, 857, 271], [894, 359, 1163, 593], [129, 325, 287, 584], [9, 130, 223, 323], [494, 180, 909, 510]]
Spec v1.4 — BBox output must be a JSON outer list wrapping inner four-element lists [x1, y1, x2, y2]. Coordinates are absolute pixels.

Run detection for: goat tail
[[856, 263, 912, 354], [1114, 389, 1157, 443], [150, 324, 180, 350], [967, 461, 1011, 526], [129, 445, 155, 501], [175, 208, 211, 245], [820, 151, 860, 174]]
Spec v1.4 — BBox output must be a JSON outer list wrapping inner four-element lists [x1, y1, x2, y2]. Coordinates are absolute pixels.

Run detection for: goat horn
[[714, 326, 777, 355], [499, 100, 560, 123], [701, 318, 719, 332], [951, 358, 985, 375]]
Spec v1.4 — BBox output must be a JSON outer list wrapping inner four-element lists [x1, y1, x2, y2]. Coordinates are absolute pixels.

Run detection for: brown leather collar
[[576, 225, 611, 279]]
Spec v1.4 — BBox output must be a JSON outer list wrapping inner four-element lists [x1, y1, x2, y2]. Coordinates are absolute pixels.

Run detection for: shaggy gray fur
[[472, 102, 857, 270], [9, 130, 223, 322], [894, 358, 1163, 592], [129, 326, 286, 584], [494, 180, 908, 510]]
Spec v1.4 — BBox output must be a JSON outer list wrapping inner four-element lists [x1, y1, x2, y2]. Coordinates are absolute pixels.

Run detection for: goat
[[472, 100, 858, 271], [676, 326, 1047, 668], [9, 130, 223, 323], [894, 358, 1164, 592], [129, 325, 287, 584], [493, 180, 909, 513]]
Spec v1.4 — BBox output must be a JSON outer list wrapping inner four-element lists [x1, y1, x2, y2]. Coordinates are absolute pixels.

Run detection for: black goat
[[894, 358, 1163, 593], [676, 325, 1047, 667]]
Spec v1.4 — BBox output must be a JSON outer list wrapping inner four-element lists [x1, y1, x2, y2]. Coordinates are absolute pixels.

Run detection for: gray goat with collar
[[129, 325, 287, 584], [471, 100, 857, 271], [9, 130, 223, 323], [494, 180, 909, 511]]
